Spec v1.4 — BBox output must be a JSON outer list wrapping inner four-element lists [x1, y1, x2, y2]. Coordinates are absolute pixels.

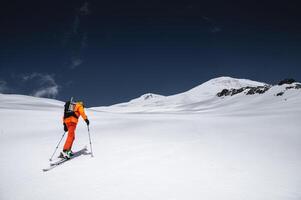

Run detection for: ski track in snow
[[0, 77, 301, 200]]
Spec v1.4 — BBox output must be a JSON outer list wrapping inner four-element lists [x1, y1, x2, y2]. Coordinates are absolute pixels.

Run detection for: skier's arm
[[78, 105, 88, 120], [79, 105, 90, 125]]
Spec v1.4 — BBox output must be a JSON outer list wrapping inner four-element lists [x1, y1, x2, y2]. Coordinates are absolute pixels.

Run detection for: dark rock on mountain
[[295, 84, 301, 89], [246, 86, 270, 95], [284, 83, 301, 91], [144, 94, 154, 100], [216, 79, 299, 98], [285, 86, 294, 89], [217, 85, 270, 97], [231, 88, 244, 96], [217, 89, 230, 97], [278, 79, 296, 85]]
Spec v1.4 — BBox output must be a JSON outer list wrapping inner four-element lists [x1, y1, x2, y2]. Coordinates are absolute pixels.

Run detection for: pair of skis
[[43, 147, 90, 172], [44, 125, 94, 172]]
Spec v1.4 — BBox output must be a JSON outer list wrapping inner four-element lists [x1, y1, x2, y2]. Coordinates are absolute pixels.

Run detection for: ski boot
[[59, 150, 74, 159]]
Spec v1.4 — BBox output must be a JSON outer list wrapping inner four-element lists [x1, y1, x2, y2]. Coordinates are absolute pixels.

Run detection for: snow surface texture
[[0, 76, 301, 200]]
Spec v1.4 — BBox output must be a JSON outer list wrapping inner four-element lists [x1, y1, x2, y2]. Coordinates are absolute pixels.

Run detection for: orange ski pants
[[63, 122, 77, 151]]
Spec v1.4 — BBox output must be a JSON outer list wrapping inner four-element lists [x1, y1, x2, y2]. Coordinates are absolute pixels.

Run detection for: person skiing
[[61, 99, 89, 158]]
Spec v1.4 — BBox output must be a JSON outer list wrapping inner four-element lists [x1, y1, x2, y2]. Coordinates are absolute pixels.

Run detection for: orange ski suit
[[63, 103, 88, 151]]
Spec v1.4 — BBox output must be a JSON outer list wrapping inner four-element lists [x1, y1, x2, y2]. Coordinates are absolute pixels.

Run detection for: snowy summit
[[94, 76, 298, 113]]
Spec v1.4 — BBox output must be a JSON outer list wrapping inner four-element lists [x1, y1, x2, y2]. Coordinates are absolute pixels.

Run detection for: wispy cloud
[[63, 1, 91, 70], [0, 73, 60, 98], [0, 80, 8, 93], [79, 1, 90, 16], [73, 16, 80, 34], [202, 16, 222, 33], [210, 26, 222, 33], [33, 86, 59, 98], [22, 73, 59, 98], [70, 57, 83, 69], [81, 33, 88, 48]]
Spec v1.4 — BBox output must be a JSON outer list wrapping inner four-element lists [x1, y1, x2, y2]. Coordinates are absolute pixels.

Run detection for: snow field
[[1, 77, 301, 200]]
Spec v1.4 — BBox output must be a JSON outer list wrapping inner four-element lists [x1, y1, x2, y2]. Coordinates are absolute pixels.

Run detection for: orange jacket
[[63, 103, 88, 124]]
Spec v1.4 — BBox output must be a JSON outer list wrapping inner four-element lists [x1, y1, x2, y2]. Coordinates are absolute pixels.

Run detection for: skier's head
[[77, 101, 85, 107]]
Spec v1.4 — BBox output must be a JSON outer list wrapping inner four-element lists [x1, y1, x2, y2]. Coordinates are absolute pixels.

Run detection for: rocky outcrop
[[246, 86, 270, 95], [278, 79, 296, 85], [217, 79, 300, 98], [217, 85, 271, 97], [217, 89, 231, 97], [232, 88, 245, 95], [294, 84, 301, 89]]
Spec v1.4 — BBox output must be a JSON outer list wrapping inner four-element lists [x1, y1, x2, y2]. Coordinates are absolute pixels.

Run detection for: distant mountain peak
[[184, 76, 266, 98], [200, 76, 266, 88], [141, 93, 162, 100], [87, 77, 300, 113], [128, 93, 165, 104]]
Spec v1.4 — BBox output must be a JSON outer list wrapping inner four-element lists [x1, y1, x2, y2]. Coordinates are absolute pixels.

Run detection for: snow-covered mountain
[[1, 76, 301, 200], [92, 76, 300, 113]]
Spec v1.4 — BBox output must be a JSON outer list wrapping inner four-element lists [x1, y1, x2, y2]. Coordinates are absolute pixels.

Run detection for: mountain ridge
[[1, 76, 300, 113], [92, 76, 300, 113]]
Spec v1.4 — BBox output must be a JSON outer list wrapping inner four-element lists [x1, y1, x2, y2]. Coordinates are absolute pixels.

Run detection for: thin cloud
[[211, 26, 222, 33], [70, 57, 83, 69], [79, 2, 90, 16], [73, 16, 80, 34], [22, 73, 60, 98], [202, 16, 222, 33], [0, 80, 8, 93], [64, 1, 91, 70], [33, 85, 59, 98], [81, 33, 88, 48]]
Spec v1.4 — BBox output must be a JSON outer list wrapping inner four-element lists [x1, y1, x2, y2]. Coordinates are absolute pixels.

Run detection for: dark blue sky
[[0, 0, 300, 106]]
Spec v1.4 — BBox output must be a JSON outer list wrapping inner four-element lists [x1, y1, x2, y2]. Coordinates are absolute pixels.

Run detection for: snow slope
[[92, 76, 273, 113], [0, 77, 301, 200]]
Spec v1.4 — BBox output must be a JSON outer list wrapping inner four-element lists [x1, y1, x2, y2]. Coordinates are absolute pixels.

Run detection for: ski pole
[[49, 131, 66, 161], [87, 125, 94, 157]]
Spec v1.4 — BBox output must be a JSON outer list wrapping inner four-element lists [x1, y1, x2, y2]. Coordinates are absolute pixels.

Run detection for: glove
[[85, 119, 90, 126], [63, 123, 68, 132]]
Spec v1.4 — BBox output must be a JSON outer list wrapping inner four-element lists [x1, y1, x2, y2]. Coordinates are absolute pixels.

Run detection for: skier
[[61, 100, 89, 158]]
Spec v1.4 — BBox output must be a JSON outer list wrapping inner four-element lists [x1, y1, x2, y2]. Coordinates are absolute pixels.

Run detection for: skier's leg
[[63, 123, 77, 151]]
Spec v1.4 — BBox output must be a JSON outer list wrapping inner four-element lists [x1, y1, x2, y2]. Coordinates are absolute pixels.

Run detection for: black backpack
[[64, 100, 78, 119]]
